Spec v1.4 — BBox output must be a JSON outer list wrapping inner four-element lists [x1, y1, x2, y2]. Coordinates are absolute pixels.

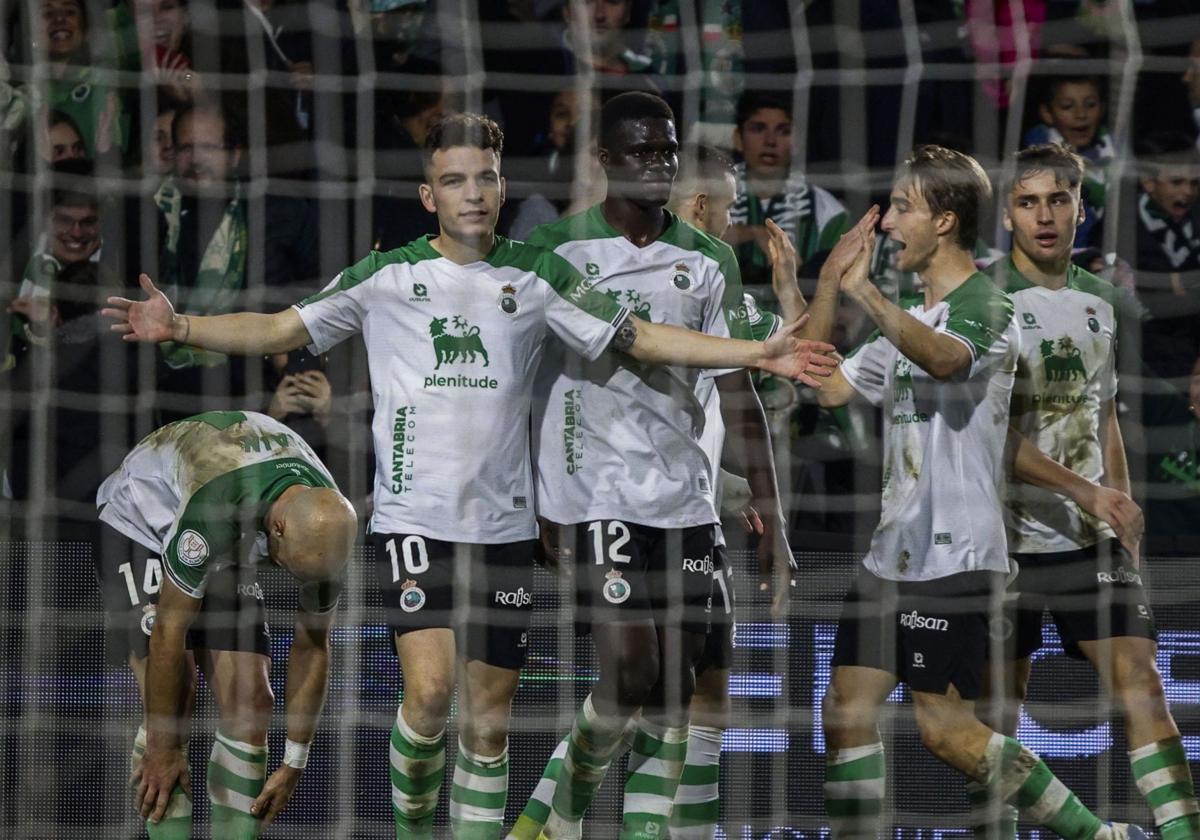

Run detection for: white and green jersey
[[840, 273, 1018, 581], [96, 411, 340, 610], [529, 205, 754, 528], [989, 257, 1120, 553], [295, 235, 627, 543]]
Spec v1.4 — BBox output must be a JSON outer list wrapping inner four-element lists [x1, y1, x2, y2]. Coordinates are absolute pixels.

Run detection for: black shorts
[[831, 568, 1007, 700], [1006, 539, 1156, 661], [568, 520, 715, 636], [96, 533, 269, 666], [370, 533, 535, 670], [697, 544, 735, 674]]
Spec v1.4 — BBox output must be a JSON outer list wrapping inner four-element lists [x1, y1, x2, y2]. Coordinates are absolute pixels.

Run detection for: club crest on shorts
[[603, 569, 631, 604], [499, 283, 518, 315], [177, 530, 209, 567], [400, 578, 426, 613], [140, 604, 157, 637]]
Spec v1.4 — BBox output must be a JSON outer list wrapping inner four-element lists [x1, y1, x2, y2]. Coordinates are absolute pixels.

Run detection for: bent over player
[[105, 113, 836, 839], [96, 410, 357, 839], [809, 146, 1145, 840], [970, 143, 1199, 840]]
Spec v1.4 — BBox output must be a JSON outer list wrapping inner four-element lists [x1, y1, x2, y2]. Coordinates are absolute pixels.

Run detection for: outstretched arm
[[1006, 426, 1144, 554], [138, 578, 202, 824], [104, 273, 313, 355], [613, 313, 838, 389], [250, 607, 335, 827]]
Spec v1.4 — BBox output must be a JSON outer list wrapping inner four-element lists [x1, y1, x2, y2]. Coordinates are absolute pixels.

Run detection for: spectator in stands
[[1184, 37, 1200, 152], [1024, 73, 1114, 246], [372, 88, 449, 248], [506, 89, 586, 240], [9, 159, 103, 355], [369, 0, 438, 76], [37, 109, 87, 163], [35, 0, 127, 158], [726, 90, 850, 287], [1123, 132, 1200, 382], [560, 0, 653, 78], [153, 96, 318, 422], [147, 91, 180, 177]]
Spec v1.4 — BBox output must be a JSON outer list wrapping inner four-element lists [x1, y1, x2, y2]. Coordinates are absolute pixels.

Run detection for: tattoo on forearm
[[612, 316, 638, 352]]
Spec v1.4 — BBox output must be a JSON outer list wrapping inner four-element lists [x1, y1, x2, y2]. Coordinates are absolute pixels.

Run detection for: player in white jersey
[[969, 144, 1199, 840], [105, 113, 836, 838], [508, 145, 803, 840], [527, 95, 827, 840], [95, 410, 357, 838], [808, 146, 1145, 840]]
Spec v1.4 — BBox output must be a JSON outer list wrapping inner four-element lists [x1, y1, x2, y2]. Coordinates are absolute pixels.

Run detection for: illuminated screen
[[1, 544, 1196, 837]]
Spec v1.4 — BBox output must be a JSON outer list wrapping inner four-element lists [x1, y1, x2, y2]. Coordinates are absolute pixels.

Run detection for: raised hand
[[760, 314, 839, 387], [823, 205, 880, 282], [103, 274, 182, 344], [765, 218, 799, 286]]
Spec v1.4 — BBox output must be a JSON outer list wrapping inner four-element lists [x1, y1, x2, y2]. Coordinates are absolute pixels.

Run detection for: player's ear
[[934, 209, 957, 239], [499, 175, 507, 208], [1002, 206, 1013, 233], [597, 146, 610, 168], [418, 182, 437, 214], [1076, 194, 1086, 226], [692, 192, 708, 226]]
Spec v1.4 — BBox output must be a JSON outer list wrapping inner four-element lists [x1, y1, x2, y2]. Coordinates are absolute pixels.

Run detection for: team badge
[[400, 579, 426, 613], [140, 604, 157, 637], [499, 283, 518, 315], [603, 569, 631, 604], [1087, 317, 1100, 333], [177, 530, 209, 567], [71, 83, 91, 103], [671, 262, 692, 291]]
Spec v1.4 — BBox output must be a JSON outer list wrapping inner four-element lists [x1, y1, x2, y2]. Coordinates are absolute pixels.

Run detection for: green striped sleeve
[[297, 239, 438, 308], [943, 272, 1015, 360]]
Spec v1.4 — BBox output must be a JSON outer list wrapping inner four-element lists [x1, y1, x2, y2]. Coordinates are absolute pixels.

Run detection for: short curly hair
[[422, 113, 504, 168]]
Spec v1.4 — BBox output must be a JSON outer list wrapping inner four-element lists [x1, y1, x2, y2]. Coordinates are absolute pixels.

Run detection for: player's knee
[[613, 650, 662, 708], [404, 674, 455, 726], [459, 712, 510, 757], [822, 682, 875, 736]]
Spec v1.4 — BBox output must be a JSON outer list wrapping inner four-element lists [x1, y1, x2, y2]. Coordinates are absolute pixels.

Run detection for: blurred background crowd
[[1, 0, 1198, 558]]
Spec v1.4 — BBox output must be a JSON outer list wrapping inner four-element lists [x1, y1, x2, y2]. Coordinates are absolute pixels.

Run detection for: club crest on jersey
[[603, 569, 631, 604], [893, 358, 914, 402], [430, 316, 489, 369], [177, 530, 209, 567], [1041, 337, 1086, 382], [140, 604, 157, 637], [498, 283, 518, 315], [410, 283, 430, 303], [400, 579, 426, 613], [671, 262, 692, 291]]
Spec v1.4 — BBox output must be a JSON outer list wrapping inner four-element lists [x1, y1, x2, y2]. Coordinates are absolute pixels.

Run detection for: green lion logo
[[1040, 337, 1086, 382], [893, 357, 914, 402], [429, 316, 489, 369]]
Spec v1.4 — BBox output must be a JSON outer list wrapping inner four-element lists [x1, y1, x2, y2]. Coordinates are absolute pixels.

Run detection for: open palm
[[761, 315, 838, 387], [103, 274, 179, 343]]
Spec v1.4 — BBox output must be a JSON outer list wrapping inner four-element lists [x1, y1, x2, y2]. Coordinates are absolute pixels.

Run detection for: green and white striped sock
[[1129, 738, 1200, 840], [549, 694, 627, 823], [667, 724, 723, 839], [207, 731, 266, 840], [390, 704, 446, 840], [450, 739, 508, 839], [507, 735, 568, 840], [965, 778, 1018, 840], [824, 741, 885, 839], [619, 720, 689, 840], [982, 733, 1102, 840]]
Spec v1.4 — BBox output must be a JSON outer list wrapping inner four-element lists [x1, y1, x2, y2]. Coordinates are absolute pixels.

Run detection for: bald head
[[275, 487, 357, 583]]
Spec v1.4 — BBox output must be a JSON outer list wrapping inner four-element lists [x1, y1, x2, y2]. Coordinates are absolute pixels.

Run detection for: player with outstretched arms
[[105, 113, 836, 839]]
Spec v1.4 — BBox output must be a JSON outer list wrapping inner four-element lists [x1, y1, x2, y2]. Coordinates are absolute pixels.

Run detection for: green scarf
[[155, 177, 248, 369]]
